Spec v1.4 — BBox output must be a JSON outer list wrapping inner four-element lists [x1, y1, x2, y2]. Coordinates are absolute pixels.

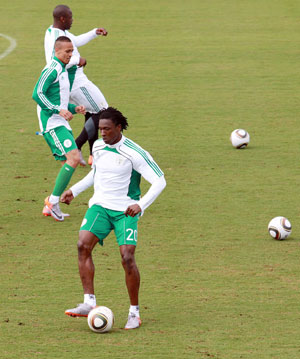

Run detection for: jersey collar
[[53, 56, 66, 68], [106, 134, 126, 148]]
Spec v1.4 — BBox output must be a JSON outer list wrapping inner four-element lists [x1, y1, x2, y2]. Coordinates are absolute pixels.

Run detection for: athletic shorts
[[80, 204, 139, 246], [70, 80, 108, 113], [43, 126, 77, 161]]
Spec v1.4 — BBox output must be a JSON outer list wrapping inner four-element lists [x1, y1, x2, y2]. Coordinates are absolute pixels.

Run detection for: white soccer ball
[[87, 306, 114, 333], [230, 129, 250, 148], [268, 216, 292, 240]]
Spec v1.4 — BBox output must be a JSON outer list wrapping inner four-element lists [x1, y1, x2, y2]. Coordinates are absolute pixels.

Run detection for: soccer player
[[44, 4, 109, 166], [32, 36, 86, 222], [61, 107, 166, 329]]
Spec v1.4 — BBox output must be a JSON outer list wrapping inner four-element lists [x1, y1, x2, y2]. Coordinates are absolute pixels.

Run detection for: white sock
[[49, 194, 59, 204], [84, 294, 96, 307], [129, 305, 140, 317]]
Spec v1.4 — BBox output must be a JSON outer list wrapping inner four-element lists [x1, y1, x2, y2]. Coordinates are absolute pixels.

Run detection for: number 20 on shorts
[[126, 229, 137, 242]]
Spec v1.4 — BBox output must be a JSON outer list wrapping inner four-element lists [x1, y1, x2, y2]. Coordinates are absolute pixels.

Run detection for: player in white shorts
[[61, 107, 167, 329], [44, 5, 108, 165]]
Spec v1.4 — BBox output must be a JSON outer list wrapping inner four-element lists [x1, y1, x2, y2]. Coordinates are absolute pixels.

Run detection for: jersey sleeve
[[70, 169, 94, 197], [68, 103, 77, 114], [132, 148, 164, 184], [128, 143, 166, 212], [67, 29, 97, 47], [32, 68, 61, 114]]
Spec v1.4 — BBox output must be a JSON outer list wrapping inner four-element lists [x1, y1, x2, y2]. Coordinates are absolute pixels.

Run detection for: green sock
[[52, 163, 75, 197]]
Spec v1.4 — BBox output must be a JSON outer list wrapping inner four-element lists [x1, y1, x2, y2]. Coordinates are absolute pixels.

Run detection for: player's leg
[[75, 112, 101, 165], [82, 82, 108, 159], [70, 81, 108, 164], [43, 127, 79, 221], [120, 245, 140, 305], [77, 230, 100, 295], [74, 113, 91, 151], [113, 212, 141, 329], [65, 205, 112, 317]]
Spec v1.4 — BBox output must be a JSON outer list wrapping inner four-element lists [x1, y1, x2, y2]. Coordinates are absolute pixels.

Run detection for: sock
[[52, 163, 75, 197], [84, 294, 96, 307], [49, 194, 60, 204], [129, 305, 140, 317]]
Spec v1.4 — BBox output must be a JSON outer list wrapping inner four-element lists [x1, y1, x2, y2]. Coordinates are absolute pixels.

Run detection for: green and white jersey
[[32, 57, 76, 132], [44, 26, 98, 91], [70, 135, 166, 212]]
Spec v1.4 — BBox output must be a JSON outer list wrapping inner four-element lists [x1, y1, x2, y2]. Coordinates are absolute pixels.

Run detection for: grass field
[[2, 0, 300, 358]]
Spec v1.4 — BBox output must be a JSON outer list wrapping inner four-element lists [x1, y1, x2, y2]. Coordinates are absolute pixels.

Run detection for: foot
[[88, 155, 93, 166], [65, 303, 94, 317], [124, 313, 142, 330], [79, 150, 87, 166], [42, 206, 70, 218], [44, 197, 64, 222]]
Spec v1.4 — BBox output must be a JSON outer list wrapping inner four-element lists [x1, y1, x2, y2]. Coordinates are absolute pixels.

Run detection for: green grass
[[2, 0, 300, 358]]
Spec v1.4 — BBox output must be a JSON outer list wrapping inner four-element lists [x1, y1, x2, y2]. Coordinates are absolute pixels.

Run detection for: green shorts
[[80, 204, 139, 246], [43, 126, 77, 161]]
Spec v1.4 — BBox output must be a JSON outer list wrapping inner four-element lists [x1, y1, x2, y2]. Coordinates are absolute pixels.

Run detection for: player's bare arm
[[96, 28, 108, 36]]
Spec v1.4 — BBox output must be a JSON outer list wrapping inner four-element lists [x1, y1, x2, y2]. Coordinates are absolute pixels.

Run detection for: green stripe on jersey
[[80, 87, 100, 112], [37, 62, 60, 111], [102, 146, 119, 154], [124, 139, 163, 177]]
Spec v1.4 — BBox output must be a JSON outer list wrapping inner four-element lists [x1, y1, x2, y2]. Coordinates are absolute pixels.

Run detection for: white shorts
[[70, 80, 108, 113]]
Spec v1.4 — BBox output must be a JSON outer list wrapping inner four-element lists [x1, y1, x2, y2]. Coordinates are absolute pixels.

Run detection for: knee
[[77, 238, 92, 256], [68, 150, 80, 168], [121, 253, 135, 271]]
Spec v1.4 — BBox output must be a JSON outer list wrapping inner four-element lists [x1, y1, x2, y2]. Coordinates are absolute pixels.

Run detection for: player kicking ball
[[61, 107, 166, 329]]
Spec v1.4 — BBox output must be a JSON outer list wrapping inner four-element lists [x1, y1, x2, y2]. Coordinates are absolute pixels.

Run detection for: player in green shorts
[[32, 36, 86, 221], [61, 107, 166, 329], [80, 205, 139, 247]]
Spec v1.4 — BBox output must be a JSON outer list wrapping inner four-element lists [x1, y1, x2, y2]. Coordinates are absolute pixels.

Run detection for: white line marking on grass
[[0, 33, 17, 60]]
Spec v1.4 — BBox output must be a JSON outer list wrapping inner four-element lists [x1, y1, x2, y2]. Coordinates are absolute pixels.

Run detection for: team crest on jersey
[[115, 157, 125, 166], [64, 139, 72, 148]]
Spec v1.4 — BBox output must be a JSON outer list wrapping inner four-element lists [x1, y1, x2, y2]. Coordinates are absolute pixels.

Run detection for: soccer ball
[[87, 306, 114, 333], [268, 216, 292, 240], [230, 129, 250, 148]]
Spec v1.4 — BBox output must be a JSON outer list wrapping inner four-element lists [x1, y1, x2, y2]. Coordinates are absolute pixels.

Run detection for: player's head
[[99, 107, 129, 145], [54, 36, 73, 64], [99, 107, 129, 131], [53, 5, 73, 30]]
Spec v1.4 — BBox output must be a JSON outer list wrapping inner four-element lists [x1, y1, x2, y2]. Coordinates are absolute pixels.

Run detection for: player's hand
[[78, 57, 87, 67], [59, 109, 73, 121], [60, 189, 74, 205], [75, 105, 86, 115], [124, 204, 142, 217], [96, 28, 108, 36]]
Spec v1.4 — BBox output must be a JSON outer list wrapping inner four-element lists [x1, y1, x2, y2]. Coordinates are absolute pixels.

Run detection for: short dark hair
[[99, 107, 129, 131], [55, 36, 72, 45], [53, 5, 70, 19]]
